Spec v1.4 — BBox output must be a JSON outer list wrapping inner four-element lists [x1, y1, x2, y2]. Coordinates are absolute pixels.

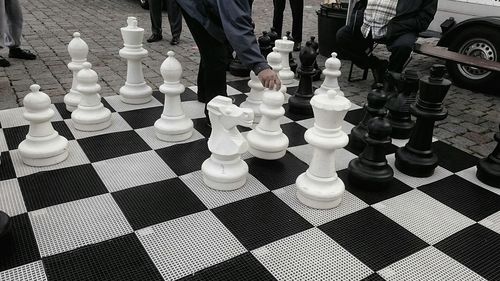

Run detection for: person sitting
[[336, 0, 437, 87], [0, 0, 37, 67]]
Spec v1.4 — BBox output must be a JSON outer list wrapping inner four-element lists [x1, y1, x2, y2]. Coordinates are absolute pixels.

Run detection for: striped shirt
[[360, 0, 399, 39]]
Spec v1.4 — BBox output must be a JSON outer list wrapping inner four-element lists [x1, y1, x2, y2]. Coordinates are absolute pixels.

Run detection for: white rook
[[154, 51, 194, 142], [65, 32, 89, 112], [119, 17, 153, 104], [19, 85, 69, 166], [296, 89, 351, 209]]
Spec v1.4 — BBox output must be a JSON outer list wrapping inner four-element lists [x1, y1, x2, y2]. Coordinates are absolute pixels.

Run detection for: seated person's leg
[[386, 32, 418, 73], [336, 25, 373, 70]]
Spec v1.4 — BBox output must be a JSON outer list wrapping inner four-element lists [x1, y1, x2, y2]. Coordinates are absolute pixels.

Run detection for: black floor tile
[[319, 207, 428, 271], [78, 131, 152, 162], [419, 175, 500, 221], [113, 178, 207, 230], [179, 252, 276, 281], [281, 122, 307, 147], [433, 141, 478, 173], [227, 79, 250, 93], [247, 152, 308, 190], [119, 106, 163, 129], [19, 164, 108, 211], [3, 121, 74, 151], [435, 224, 500, 281], [43, 234, 163, 281], [0, 151, 16, 181], [156, 138, 210, 176]]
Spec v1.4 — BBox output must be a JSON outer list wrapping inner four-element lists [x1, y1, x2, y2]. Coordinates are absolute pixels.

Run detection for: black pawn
[[386, 70, 419, 139], [258, 31, 273, 59], [286, 31, 298, 73], [288, 41, 317, 116], [349, 87, 389, 153], [348, 117, 394, 189], [268, 27, 279, 47], [476, 124, 500, 188], [229, 55, 250, 77], [0, 211, 11, 240], [308, 36, 322, 81], [395, 65, 451, 177]]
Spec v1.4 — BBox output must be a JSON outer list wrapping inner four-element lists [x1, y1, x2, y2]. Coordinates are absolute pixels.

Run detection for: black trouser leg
[[290, 0, 303, 43], [386, 33, 417, 73], [336, 25, 375, 69], [272, 0, 286, 38], [149, 0, 163, 35], [181, 9, 228, 118], [165, 0, 182, 39]]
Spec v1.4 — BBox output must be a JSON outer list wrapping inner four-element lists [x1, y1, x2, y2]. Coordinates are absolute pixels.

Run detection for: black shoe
[[293, 42, 301, 52], [170, 37, 180, 45], [8, 48, 36, 60], [147, 34, 163, 43], [0, 56, 10, 67]]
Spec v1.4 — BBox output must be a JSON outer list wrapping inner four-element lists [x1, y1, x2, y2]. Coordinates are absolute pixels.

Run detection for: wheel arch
[[437, 17, 500, 47]]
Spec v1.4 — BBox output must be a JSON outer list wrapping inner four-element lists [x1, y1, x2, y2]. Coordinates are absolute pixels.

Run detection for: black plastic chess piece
[[0, 211, 11, 240], [286, 32, 298, 73], [476, 124, 500, 188], [348, 117, 394, 189], [385, 70, 419, 139], [288, 41, 317, 116], [258, 31, 273, 59], [268, 27, 279, 47], [395, 65, 451, 177], [308, 36, 322, 81], [229, 55, 250, 77], [349, 87, 389, 153]]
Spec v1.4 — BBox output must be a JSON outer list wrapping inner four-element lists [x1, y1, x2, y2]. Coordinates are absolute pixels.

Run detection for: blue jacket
[[176, 0, 269, 74]]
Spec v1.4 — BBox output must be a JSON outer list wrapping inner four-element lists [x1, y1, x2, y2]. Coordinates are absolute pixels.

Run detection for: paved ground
[[0, 0, 498, 158]]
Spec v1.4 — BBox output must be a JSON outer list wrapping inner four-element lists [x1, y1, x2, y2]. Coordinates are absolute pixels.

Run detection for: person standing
[[175, 0, 281, 126], [147, 0, 182, 45], [0, 0, 37, 67], [272, 0, 304, 51]]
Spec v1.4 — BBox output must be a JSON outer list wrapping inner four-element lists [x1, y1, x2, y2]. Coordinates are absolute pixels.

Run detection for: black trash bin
[[317, 3, 348, 57]]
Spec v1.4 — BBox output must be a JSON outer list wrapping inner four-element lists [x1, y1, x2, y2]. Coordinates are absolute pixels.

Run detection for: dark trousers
[[181, 9, 228, 117], [149, 0, 182, 39], [272, 0, 304, 43], [336, 25, 416, 73]]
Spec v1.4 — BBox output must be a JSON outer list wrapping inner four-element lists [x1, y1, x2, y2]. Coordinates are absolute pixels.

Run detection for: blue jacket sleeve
[[216, 0, 269, 74]]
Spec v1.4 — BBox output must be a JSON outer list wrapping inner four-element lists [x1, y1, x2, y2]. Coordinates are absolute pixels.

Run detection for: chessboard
[[0, 79, 499, 281]]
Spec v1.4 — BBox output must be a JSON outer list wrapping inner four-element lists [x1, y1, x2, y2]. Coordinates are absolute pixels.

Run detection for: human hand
[[258, 69, 282, 90]]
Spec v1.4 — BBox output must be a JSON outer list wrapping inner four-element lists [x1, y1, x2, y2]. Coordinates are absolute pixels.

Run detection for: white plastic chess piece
[[296, 89, 351, 209], [19, 85, 69, 166], [119, 17, 153, 104], [267, 47, 287, 94], [246, 88, 289, 160], [240, 71, 265, 123], [154, 51, 194, 141], [72, 62, 112, 131], [274, 36, 295, 85], [314, 52, 344, 96], [201, 96, 254, 191], [65, 32, 89, 112]]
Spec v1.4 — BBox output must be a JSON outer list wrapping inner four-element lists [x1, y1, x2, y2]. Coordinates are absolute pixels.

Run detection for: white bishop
[[65, 32, 89, 112]]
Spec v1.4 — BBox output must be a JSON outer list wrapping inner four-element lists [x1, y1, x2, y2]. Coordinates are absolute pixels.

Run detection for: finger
[[264, 79, 270, 89], [276, 79, 281, 90], [268, 80, 275, 90]]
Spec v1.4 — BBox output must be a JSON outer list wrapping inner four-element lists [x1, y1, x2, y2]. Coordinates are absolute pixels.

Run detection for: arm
[[414, 0, 438, 32], [386, 0, 438, 39], [217, 0, 280, 89]]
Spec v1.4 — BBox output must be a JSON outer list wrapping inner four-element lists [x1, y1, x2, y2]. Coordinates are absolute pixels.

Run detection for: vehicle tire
[[446, 26, 500, 95], [139, 0, 149, 9]]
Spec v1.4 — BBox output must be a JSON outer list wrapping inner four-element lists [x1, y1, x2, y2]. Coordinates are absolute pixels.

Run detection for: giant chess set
[[0, 17, 499, 281]]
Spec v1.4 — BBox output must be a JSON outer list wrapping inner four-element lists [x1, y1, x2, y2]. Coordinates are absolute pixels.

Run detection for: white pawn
[[72, 62, 112, 131], [201, 96, 254, 191], [268, 47, 287, 94], [65, 32, 89, 112], [19, 85, 69, 166], [247, 88, 289, 159], [240, 71, 265, 123], [154, 51, 194, 141], [274, 36, 295, 85], [314, 52, 344, 96], [296, 89, 351, 209], [119, 17, 153, 104]]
